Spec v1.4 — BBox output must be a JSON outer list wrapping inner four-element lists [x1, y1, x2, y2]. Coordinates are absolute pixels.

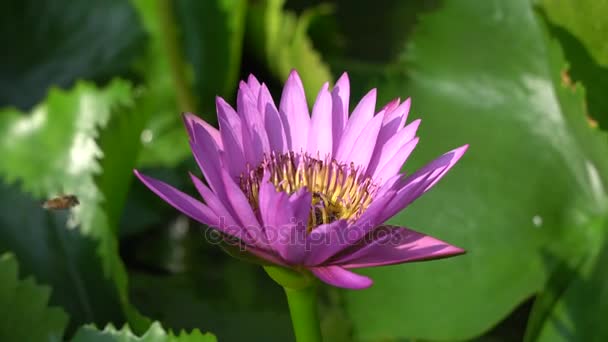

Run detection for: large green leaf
[[0, 80, 146, 330], [0, 182, 124, 333], [0, 0, 145, 109], [536, 0, 608, 130], [72, 321, 216, 342], [246, 0, 333, 100], [337, 0, 608, 340], [0, 253, 68, 341], [538, 0, 608, 68], [532, 222, 608, 342]]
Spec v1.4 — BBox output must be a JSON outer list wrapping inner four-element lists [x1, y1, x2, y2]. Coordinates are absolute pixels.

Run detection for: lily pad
[[339, 0, 608, 340]]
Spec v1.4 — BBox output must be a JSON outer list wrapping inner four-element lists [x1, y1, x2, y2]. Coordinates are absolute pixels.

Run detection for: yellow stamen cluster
[[240, 152, 378, 230]]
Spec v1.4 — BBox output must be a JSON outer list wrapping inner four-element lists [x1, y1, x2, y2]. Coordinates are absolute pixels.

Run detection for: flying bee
[[42, 195, 80, 210]]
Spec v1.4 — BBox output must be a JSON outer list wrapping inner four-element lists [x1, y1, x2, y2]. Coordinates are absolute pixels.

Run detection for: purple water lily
[[135, 71, 467, 289]]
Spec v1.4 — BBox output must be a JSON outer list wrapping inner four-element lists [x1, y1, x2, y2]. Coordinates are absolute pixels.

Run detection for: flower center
[[240, 152, 378, 230]]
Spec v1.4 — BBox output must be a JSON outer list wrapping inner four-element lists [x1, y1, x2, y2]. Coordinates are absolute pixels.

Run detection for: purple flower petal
[[258, 177, 311, 263], [330, 225, 465, 268], [134, 170, 232, 234], [237, 81, 270, 166], [245, 245, 288, 266], [247, 74, 261, 95], [303, 191, 398, 267], [331, 73, 350, 155], [367, 119, 420, 180], [216, 97, 246, 177], [307, 82, 333, 157], [182, 113, 223, 149], [310, 266, 373, 289], [373, 137, 419, 181], [187, 121, 228, 200], [376, 145, 469, 223], [344, 112, 384, 170], [382, 97, 411, 132], [335, 89, 377, 164], [302, 220, 349, 266], [279, 70, 310, 152], [189, 172, 252, 242], [219, 169, 269, 249], [259, 83, 287, 153]]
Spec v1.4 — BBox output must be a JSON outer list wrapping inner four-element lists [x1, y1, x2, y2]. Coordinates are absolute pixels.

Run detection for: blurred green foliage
[[0, 0, 607, 341]]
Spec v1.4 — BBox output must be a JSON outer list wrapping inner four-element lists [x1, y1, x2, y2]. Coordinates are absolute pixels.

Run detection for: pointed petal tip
[[288, 69, 302, 81], [215, 95, 231, 109], [333, 72, 351, 93], [410, 118, 422, 128], [247, 74, 260, 85], [321, 82, 330, 91], [452, 144, 470, 158], [425, 244, 467, 261], [181, 111, 195, 125]]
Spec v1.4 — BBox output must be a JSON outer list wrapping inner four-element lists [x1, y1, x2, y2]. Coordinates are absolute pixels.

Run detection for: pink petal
[[188, 173, 262, 241], [310, 266, 373, 289], [259, 83, 287, 153], [216, 97, 246, 177], [302, 220, 349, 266], [187, 121, 227, 200], [134, 170, 241, 238], [330, 225, 465, 268], [307, 82, 333, 157], [367, 119, 420, 180], [331, 73, 350, 155], [219, 169, 269, 249], [182, 113, 223, 149], [279, 70, 310, 152], [344, 112, 383, 169], [335, 89, 377, 163], [238, 81, 270, 165], [374, 137, 419, 181], [258, 177, 311, 263], [247, 74, 261, 95], [377, 145, 469, 223], [383, 97, 411, 132]]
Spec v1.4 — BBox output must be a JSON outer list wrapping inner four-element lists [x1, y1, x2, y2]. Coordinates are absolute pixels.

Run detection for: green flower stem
[[284, 285, 323, 342], [157, 0, 197, 113], [264, 266, 322, 342]]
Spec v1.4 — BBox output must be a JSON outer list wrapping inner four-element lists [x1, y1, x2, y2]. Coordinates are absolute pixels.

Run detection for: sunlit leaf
[[0, 80, 147, 331], [536, 0, 608, 130], [336, 0, 608, 340], [538, 0, 608, 68]]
